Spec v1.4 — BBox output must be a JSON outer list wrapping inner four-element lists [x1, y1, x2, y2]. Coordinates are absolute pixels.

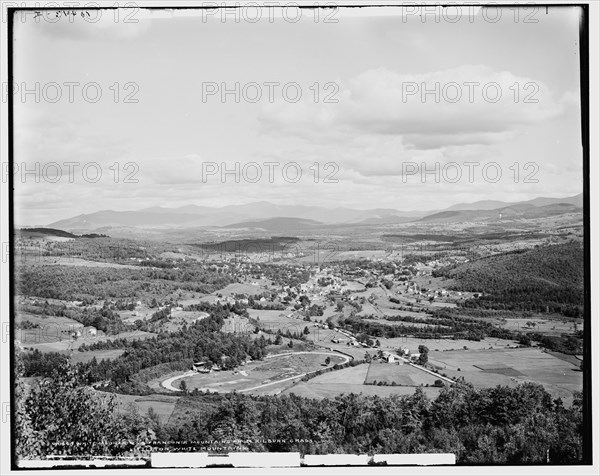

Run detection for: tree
[[418, 345, 429, 365], [180, 380, 188, 394], [274, 333, 283, 345], [16, 357, 144, 459], [325, 356, 331, 365], [303, 326, 310, 335], [288, 340, 294, 349], [518, 334, 532, 347]]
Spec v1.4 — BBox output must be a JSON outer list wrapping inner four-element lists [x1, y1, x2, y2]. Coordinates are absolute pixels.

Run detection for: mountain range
[[45, 193, 583, 233]]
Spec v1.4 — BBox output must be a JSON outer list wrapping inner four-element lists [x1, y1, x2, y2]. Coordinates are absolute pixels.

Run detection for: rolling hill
[[418, 202, 582, 223], [222, 217, 322, 231], [433, 241, 584, 317], [45, 193, 583, 233], [444, 193, 583, 212]]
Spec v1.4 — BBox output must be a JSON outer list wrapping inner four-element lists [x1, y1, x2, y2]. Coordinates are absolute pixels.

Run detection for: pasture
[[21, 328, 156, 353], [498, 317, 580, 337], [285, 382, 441, 400], [248, 309, 309, 334], [364, 362, 439, 386], [218, 282, 268, 296], [281, 362, 442, 399], [71, 349, 125, 364], [162, 310, 210, 332], [428, 347, 583, 405], [112, 393, 179, 424], [375, 336, 520, 354]]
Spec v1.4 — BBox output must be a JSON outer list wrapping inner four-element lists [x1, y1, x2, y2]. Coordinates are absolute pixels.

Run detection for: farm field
[[112, 393, 180, 424], [361, 318, 449, 330], [364, 362, 439, 386], [498, 317, 581, 336], [217, 281, 270, 296], [162, 310, 210, 332], [70, 349, 125, 364], [21, 328, 156, 353], [285, 381, 442, 400], [172, 352, 348, 394], [248, 309, 309, 334], [428, 347, 583, 405], [221, 315, 254, 334], [16, 313, 85, 346], [25, 256, 142, 269], [281, 362, 442, 399], [376, 336, 519, 354]]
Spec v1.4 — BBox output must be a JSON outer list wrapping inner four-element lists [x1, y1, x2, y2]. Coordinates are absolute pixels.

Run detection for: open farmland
[[248, 309, 308, 334], [375, 336, 520, 354], [280, 361, 442, 399], [20, 327, 156, 353], [364, 362, 439, 386], [112, 393, 180, 424], [218, 281, 270, 296], [70, 349, 125, 364], [428, 347, 583, 405], [286, 382, 443, 400], [499, 317, 581, 336]]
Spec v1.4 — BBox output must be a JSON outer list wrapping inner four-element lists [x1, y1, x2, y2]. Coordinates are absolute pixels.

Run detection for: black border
[[6, 2, 593, 470], [578, 3, 592, 466], [8, 3, 15, 470]]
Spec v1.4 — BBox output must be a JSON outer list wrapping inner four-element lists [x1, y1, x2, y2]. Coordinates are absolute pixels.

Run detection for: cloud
[[258, 65, 574, 150]]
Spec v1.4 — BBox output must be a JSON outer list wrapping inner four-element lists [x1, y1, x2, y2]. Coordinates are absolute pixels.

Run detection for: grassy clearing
[[285, 382, 442, 400], [429, 347, 583, 405], [112, 393, 179, 424], [71, 349, 125, 364], [365, 362, 438, 386], [249, 309, 310, 335]]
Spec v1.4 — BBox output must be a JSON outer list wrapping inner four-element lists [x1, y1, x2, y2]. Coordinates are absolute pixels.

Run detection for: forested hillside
[[16, 264, 234, 301], [433, 242, 584, 317]]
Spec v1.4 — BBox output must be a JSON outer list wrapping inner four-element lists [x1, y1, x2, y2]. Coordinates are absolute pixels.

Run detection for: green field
[[281, 362, 442, 399], [71, 349, 125, 364], [285, 381, 442, 400], [364, 362, 439, 386], [113, 393, 180, 424], [248, 309, 308, 335], [21, 328, 156, 353], [428, 347, 583, 405]]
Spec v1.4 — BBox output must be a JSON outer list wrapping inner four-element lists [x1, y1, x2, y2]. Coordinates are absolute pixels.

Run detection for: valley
[[13, 194, 587, 463]]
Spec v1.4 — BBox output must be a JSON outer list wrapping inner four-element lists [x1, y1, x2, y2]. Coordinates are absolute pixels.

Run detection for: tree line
[[16, 356, 585, 464]]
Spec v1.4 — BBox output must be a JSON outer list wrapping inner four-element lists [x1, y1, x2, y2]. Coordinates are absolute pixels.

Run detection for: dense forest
[[340, 312, 518, 342], [432, 242, 584, 317], [16, 264, 235, 301], [16, 357, 585, 464]]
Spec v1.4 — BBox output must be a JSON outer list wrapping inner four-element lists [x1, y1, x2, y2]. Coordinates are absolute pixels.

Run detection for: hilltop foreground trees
[[15, 354, 152, 460], [15, 353, 584, 464]]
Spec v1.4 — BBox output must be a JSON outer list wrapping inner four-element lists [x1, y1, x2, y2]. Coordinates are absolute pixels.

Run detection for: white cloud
[[258, 65, 573, 149]]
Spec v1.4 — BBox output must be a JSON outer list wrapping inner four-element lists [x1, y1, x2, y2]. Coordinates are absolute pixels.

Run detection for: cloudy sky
[[11, 5, 584, 225]]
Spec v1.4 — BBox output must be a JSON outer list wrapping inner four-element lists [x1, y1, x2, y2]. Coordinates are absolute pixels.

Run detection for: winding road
[[160, 351, 350, 393]]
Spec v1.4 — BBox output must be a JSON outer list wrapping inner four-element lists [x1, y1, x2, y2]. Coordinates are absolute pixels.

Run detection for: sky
[[10, 5, 584, 225]]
